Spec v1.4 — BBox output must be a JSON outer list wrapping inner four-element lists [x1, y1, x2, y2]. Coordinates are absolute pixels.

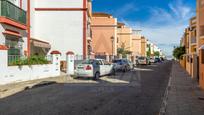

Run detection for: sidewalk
[[165, 62, 204, 115], [0, 74, 97, 99]]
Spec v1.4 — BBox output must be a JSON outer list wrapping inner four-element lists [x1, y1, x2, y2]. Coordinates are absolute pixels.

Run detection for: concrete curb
[[159, 62, 173, 115]]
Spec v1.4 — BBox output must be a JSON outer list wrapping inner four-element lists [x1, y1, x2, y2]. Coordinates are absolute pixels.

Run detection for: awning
[[199, 45, 204, 50], [2, 29, 22, 38], [31, 38, 51, 49]]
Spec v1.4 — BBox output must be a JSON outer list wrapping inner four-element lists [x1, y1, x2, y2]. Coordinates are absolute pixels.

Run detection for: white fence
[[0, 50, 61, 85]]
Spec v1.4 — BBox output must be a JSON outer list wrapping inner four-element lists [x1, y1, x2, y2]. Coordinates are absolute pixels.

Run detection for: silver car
[[112, 59, 131, 72], [75, 59, 115, 80]]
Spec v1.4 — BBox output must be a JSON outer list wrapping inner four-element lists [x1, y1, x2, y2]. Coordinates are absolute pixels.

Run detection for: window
[[5, 38, 23, 56]]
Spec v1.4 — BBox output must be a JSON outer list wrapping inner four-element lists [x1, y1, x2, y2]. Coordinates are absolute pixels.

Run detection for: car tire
[[123, 66, 127, 72], [93, 72, 100, 80]]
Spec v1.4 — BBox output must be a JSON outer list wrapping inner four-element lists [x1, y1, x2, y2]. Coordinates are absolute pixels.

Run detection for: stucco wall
[[117, 27, 133, 52], [91, 17, 117, 55], [29, 0, 86, 60]]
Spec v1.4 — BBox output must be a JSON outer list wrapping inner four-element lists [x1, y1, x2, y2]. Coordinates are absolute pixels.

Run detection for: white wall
[[35, 0, 83, 8], [30, 0, 85, 60], [34, 11, 83, 60], [0, 50, 61, 85]]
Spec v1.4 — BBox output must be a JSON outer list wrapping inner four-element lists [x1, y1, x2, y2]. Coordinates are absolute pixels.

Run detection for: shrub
[[9, 56, 49, 66]]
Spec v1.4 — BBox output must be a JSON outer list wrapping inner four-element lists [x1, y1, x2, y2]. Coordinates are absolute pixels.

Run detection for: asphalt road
[[0, 61, 172, 115]]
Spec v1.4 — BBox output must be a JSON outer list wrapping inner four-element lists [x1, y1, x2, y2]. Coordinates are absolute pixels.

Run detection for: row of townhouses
[[180, 0, 204, 89], [0, 0, 163, 85]]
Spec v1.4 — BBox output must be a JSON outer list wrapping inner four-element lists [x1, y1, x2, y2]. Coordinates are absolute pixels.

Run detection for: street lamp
[[110, 36, 114, 57]]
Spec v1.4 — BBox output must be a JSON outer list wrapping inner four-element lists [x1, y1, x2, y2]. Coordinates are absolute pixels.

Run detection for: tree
[[146, 44, 151, 57], [173, 46, 185, 59], [117, 42, 132, 58], [154, 51, 160, 57]]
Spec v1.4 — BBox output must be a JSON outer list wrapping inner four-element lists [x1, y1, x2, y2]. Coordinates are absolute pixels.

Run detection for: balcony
[[0, 0, 26, 25], [191, 37, 197, 44]]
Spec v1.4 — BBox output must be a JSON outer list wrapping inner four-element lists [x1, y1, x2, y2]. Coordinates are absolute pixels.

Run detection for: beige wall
[[91, 13, 117, 56], [117, 26, 133, 52], [141, 37, 147, 56], [132, 30, 142, 56], [197, 0, 204, 89]]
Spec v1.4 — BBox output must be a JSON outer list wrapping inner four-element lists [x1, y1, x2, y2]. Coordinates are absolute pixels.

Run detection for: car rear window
[[113, 60, 122, 63], [138, 57, 145, 60], [81, 60, 94, 64]]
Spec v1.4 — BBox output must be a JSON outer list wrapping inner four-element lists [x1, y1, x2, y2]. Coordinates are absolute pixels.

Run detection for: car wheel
[[93, 72, 100, 80], [123, 66, 127, 72]]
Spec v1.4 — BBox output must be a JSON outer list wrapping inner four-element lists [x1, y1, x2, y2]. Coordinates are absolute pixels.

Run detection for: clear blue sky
[[92, 0, 196, 56]]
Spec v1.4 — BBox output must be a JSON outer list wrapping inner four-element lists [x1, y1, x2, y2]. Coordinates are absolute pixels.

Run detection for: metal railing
[[191, 37, 197, 44], [0, 0, 26, 24], [8, 55, 21, 65]]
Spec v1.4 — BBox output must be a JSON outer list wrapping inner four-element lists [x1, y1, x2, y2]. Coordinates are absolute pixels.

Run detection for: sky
[[92, 0, 196, 57]]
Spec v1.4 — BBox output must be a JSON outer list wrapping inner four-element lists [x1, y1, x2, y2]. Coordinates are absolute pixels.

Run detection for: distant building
[[91, 13, 117, 57], [141, 36, 147, 57], [117, 22, 133, 53], [132, 30, 142, 57]]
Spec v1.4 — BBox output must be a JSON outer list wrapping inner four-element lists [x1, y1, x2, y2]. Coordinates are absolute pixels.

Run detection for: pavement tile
[[165, 62, 204, 115]]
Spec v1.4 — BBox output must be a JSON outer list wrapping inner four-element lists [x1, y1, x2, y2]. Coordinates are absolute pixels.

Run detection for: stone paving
[[166, 62, 204, 115]]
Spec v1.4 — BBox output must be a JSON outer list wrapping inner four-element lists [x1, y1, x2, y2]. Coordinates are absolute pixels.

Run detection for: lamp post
[[110, 36, 114, 59]]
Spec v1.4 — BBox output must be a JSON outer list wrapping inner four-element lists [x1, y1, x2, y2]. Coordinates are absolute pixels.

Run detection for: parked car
[[112, 59, 131, 72], [137, 56, 151, 65], [155, 57, 161, 63], [75, 59, 115, 80], [127, 60, 134, 70], [150, 57, 155, 63]]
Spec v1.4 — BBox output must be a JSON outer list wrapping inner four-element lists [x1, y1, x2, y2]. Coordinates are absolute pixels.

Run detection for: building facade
[[132, 30, 142, 57], [117, 22, 133, 53], [0, 0, 28, 65], [26, 0, 93, 60], [91, 13, 117, 57], [197, 0, 204, 89], [141, 36, 147, 57]]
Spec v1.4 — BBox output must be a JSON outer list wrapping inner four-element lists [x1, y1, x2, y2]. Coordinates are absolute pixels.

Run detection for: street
[[0, 61, 172, 115]]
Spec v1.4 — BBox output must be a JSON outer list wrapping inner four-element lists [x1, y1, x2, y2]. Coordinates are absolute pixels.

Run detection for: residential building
[[183, 28, 191, 75], [117, 22, 133, 53], [91, 12, 117, 57], [189, 17, 198, 79], [0, 0, 27, 63], [132, 30, 142, 57], [26, 0, 93, 60], [197, 0, 204, 89], [141, 36, 147, 56]]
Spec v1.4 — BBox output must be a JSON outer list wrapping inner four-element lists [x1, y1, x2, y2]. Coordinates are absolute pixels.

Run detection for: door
[[99, 60, 106, 76], [103, 60, 112, 74]]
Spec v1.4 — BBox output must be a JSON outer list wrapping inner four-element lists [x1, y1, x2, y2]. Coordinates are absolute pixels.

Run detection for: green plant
[[173, 46, 185, 60], [154, 51, 160, 57], [9, 56, 49, 66]]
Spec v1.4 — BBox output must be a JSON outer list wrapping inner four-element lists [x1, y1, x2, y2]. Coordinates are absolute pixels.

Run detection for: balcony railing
[[0, 0, 26, 25], [191, 37, 197, 44]]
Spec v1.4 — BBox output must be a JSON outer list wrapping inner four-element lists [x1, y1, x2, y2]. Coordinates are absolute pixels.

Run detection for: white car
[[75, 59, 115, 80]]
